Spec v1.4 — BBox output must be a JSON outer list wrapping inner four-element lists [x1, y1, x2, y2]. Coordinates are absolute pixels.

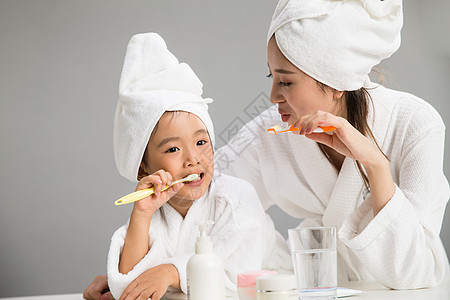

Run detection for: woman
[[84, 0, 449, 298], [217, 0, 448, 289]]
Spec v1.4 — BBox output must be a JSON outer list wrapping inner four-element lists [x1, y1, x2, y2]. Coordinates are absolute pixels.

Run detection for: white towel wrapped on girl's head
[[114, 32, 214, 183]]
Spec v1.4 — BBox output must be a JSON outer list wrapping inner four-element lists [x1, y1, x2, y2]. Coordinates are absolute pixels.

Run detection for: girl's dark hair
[[316, 83, 387, 190]]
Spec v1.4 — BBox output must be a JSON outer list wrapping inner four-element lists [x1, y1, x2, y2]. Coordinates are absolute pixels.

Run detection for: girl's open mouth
[[184, 172, 204, 187]]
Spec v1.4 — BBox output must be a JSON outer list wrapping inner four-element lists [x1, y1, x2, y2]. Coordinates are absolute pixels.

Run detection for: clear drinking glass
[[288, 227, 337, 300]]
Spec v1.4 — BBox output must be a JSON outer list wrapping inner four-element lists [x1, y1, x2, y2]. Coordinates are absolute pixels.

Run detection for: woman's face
[[267, 36, 343, 126], [141, 112, 214, 202]]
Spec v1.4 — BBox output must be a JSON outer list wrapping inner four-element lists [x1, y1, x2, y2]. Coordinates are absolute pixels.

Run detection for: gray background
[[0, 0, 449, 297]]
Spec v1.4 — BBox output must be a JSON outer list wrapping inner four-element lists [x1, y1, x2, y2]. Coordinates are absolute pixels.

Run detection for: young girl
[[106, 33, 290, 300]]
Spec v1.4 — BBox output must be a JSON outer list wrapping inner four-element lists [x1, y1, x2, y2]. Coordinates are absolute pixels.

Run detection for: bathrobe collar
[[323, 83, 394, 229], [287, 82, 394, 229]]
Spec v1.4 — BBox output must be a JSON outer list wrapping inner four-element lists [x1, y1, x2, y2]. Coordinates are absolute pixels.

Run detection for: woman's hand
[[295, 110, 395, 215], [133, 169, 184, 217], [83, 275, 113, 300], [294, 110, 385, 167], [119, 264, 180, 300]]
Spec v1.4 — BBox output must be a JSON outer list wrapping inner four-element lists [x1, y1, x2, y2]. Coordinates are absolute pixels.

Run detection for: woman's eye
[[197, 140, 207, 146], [279, 81, 291, 87], [165, 147, 179, 153]]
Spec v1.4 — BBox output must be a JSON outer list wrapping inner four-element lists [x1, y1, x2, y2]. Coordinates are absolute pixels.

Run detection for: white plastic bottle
[[186, 220, 225, 300]]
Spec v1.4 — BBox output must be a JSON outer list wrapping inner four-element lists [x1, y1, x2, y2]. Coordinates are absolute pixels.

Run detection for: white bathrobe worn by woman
[[215, 83, 450, 289], [107, 174, 291, 299]]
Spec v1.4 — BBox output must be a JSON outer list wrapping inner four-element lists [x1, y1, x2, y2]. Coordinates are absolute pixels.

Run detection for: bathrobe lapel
[[288, 134, 338, 209], [322, 84, 394, 229], [321, 84, 394, 280]]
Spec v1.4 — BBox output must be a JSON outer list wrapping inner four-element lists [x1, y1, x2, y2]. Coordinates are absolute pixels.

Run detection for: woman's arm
[[296, 110, 396, 216]]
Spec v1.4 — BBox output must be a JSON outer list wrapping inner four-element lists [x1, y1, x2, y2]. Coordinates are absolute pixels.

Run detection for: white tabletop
[[339, 276, 450, 300], [1, 276, 449, 300]]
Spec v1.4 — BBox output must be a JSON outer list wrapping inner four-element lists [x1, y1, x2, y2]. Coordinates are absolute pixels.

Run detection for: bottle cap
[[237, 270, 278, 288], [195, 220, 214, 254], [256, 273, 297, 292]]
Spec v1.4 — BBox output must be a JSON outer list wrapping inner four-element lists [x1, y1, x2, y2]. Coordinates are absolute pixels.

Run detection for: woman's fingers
[[294, 111, 333, 135], [305, 130, 334, 147]]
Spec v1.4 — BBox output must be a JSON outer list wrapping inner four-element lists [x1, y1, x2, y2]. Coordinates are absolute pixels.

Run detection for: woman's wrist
[[362, 153, 395, 216], [362, 152, 390, 179]]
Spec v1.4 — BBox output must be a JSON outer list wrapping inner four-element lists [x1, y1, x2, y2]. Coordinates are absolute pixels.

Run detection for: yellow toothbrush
[[114, 173, 200, 206]]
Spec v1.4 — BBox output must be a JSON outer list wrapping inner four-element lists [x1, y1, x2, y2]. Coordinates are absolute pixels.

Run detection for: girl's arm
[[119, 170, 183, 274]]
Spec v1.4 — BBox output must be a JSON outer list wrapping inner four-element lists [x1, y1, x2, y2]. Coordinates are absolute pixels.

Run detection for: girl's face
[[141, 112, 214, 203], [267, 36, 343, 125]]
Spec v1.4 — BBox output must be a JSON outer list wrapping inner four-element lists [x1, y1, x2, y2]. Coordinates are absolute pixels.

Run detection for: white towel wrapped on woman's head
[[267, 0, 403, 91], [114, 33, 214, 182]]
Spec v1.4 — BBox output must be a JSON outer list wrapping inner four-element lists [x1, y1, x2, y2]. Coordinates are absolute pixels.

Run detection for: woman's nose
[[270, 83, 285, 104]]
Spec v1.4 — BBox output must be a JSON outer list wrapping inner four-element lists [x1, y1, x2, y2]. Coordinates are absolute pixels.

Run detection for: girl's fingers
[[150, 291, 164, 300], [170, 183, 184, 195], [136, 170, 181, 200], [137, 174, 163, 191], [152, 170, 173, 196]]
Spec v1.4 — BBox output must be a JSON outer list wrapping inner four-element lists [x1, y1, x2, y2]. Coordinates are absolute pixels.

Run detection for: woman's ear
[[137, 162, 149, 181], [333, 90, 345, 100]]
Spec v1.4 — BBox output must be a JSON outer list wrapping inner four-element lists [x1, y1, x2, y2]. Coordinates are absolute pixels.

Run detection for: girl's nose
[[183, 148, 200, 168]]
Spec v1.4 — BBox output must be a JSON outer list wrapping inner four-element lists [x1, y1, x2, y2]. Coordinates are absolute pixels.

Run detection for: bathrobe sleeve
[[339, 105, 450, 289], [107, 225, 148, 299], [107, 223, 188, 300]]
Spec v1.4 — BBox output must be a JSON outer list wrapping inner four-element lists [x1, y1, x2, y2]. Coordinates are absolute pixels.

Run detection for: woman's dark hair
[[316, 82, 387, 190]]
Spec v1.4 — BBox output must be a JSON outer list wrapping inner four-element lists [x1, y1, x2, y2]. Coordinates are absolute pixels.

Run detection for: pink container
[[237, 270, 278, 300]]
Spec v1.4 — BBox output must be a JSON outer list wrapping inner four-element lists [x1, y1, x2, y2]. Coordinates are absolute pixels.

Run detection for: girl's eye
[[279, 81, 291, 87], [197, 140, 207, 146], [165, 147, 179, 153]]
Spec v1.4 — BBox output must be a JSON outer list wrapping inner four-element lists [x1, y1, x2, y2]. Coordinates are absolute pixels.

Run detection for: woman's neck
[[319, 144, 345, 171]]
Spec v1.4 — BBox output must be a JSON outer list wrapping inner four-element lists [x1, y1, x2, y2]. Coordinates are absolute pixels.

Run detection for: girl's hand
[[294, 110, 385, 167], [119, 264, 179, 300], [133, 170, 184, 216]]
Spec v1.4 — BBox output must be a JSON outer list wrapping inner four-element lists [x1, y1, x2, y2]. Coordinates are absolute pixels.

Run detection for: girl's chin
[[178, 187, 206, 201]]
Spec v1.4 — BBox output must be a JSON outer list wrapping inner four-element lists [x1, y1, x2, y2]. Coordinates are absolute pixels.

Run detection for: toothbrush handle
[[114, 188, 156, 206], [114, 178, 188, 206]]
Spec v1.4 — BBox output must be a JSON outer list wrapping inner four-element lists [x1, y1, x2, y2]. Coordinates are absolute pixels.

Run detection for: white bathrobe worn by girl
[[107, 174, 291, 299], [215, 83, 450, 289]]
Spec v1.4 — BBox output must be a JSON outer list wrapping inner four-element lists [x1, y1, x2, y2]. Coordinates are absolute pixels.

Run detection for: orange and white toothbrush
[[267, 124, 336, 135]]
